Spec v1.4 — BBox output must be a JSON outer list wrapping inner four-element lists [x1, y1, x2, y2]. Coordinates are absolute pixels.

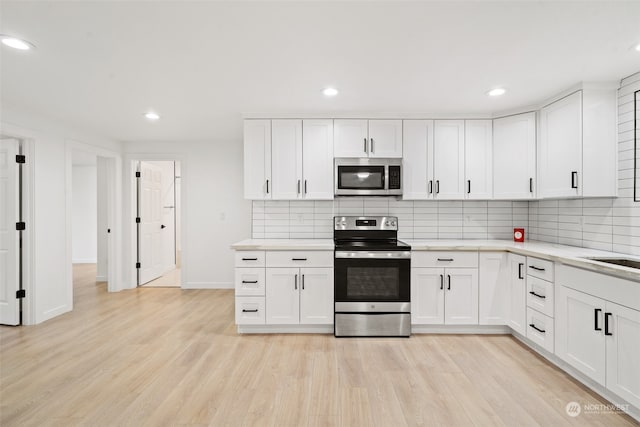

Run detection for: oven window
[[346, 267, 399, 298], [338, 166, 384, 189]]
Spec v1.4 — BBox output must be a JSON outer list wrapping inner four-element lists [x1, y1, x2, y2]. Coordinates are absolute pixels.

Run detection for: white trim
[[40, 304, 69, 323], [182, 281, 233, 289], [96, 275, 107, 282], [237, 325, 334, 334]]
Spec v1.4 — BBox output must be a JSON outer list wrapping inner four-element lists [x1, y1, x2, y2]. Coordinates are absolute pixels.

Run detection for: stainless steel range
[[333, 216, 411, 337]]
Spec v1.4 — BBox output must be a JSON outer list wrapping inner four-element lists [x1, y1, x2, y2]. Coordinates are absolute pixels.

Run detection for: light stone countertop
[[231, 238, 640, 282]]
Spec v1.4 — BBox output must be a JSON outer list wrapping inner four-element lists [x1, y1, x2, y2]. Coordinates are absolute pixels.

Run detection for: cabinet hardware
[[371, 138, 375, 153], [266, 179, 269, 194], [467, 180, 471, 194], [436, 180, 440, 194], [297, 180, 301, 194], [594, 308, 602, 331], [518, 263, 524, 279], [304, 180, 307, 194], [302, 274, 305, 290], [440, 274, 444, 290], [242, 257, 258, 261], [529, 265, 545, 271], [242, 309, 259, 313], [292, 258, 307, 261], [604, 312, 613, 336], [528, 291, 545, 299], [437, 258, 454, 262], [447, 275, 451, 290], [529, 323, 546, 334], [571, 171, 578, 189], [364, 138, 367, 153], [428, 180, 433, 194], [294, 274, 298, 290], [242, 280, 258, 284], [529, 177, 533, 193]]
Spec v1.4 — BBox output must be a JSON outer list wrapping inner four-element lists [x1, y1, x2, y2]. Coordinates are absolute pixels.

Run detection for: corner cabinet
[[334, 119, 402, 158], [243, 120, 272, 199], [493, 112, 536, 199]]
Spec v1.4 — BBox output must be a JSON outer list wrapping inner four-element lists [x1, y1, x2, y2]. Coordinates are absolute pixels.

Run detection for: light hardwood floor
[[1, 264, 637, 426]]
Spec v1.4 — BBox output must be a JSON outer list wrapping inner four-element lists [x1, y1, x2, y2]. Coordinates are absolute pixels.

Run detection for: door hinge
[[136, 262, 141, 269], [135, 171, 141, 178], [16, 289, 26, 299], [16, 155, 26, 164], [136, 217, 141, 223], [16, 222, 26, 231]]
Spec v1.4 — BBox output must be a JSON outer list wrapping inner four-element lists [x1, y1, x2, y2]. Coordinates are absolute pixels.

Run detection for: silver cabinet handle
[[294, 274, 298, 290]]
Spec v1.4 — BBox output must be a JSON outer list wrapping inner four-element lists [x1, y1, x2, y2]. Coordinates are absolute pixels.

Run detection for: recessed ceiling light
[[144, 112, 160, 121], [635, 43, 640, 52], [487, 87, 506, 97], [0, 35, 35, 50], [323, 87, 339, 97]]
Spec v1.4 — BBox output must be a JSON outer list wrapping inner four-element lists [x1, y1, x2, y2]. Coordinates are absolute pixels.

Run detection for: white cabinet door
[[244, 120, 272, 199], [493, 112, 536, 199], [0, 138, 20, 325], [479, 252, 508, 325], [411, 268, 445, 324], [368, 120, 402, 158], [555, 285, 606, 386], [539, 91, 582, 198], [464, 120, 493, 199], [334, 119, 368, 158], [508, 254, 527, 335], [605, 301, 640, 407], [302, 120, 334, 200], [434, 120, 465, 199], [271, 120, 303, 200], [402, 120, 434, 200], [444, 268, 479, 325], [265, 268, 300, 324], [299, 268, 334, 325]]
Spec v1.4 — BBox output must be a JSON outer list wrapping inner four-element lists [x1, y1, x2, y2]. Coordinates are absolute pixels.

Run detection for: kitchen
[[1, 1, 640, 425]]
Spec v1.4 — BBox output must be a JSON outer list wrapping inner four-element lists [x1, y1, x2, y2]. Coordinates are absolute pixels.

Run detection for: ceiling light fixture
[[144, 112, 160, 121], [323, 87, 339, 97], [635, 43, 640, 52], [487, 87, 506, 97], [0, 35, 35, 50]]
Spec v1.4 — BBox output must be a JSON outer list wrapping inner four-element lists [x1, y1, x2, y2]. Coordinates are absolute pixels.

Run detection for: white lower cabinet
[[605, 301, 640, 408], [235, 297, 266, 325], [479, 252, 508, 325], [266, 267, 333, 325], [507, 254, 527, 335], [526, 307, 554, 353]]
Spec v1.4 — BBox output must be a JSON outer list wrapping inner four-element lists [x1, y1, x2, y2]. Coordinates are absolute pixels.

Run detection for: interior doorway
[[136, 160, 181, 287]]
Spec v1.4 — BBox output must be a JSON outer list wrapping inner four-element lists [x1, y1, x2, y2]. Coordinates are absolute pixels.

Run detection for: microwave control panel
[[388, 166, 401, 189]]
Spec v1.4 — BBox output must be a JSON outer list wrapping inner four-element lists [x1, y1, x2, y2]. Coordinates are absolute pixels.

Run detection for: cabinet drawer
[[235, 268, 265, 296], [266, 251, 333, 268], [235, 297, 266, 325], [411, 251, 478, 268], [526, 276, 554, 318], [526, 257, 554, 281], [526, 308, 554, 353], [235, 251, 265, 267]]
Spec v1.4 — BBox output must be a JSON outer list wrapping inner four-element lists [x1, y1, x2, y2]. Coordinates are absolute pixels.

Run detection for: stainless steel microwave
[[334, 158, 402, 196]]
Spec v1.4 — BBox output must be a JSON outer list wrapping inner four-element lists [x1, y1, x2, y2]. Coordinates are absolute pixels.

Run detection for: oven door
[[334, 251, 410, 303], [335, 165, 386, 195]]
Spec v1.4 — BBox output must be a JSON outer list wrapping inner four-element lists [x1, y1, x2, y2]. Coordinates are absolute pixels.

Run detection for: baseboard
[[96, 275, 107, 282], [72, 258, 97, 264], [39, 305, 70, 324], [182, 281, 233, 289]]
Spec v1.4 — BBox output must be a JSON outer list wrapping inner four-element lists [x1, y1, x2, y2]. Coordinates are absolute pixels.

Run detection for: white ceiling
[[1, 1, 640, 143]]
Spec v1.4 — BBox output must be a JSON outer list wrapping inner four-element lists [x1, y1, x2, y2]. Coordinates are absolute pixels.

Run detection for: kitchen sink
[[585, 257, 640, 270]]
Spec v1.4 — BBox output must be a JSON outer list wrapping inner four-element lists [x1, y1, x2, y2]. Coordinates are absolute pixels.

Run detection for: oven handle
[[335, 251, 411, 259]]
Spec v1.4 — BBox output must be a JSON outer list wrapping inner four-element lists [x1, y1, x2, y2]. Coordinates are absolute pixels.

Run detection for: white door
[[402, 120, 434, 200], [479, 252, 508, 325], [334, 119, 368, 158], [0, 139, 20, 325], [605, 301, 640, 407], [539, 91, 582, 198], [265, 268, 299, 324], [508, 254, 527, 335], [555, 285, 606, 386], [444, 268, 478, 325], [493, 112, 536, 199], [411, 268, 445, 324], [243, 120, 272, 199], [299, 268, 333, 324], [464, 120, 493, 199], [271, 120, 302, 200], [159, 161, 176, 273], [302, 120, 334, 200], [433, 120, 465, 199], [138, 161, 164, 285], [368, 120, 403, 158]]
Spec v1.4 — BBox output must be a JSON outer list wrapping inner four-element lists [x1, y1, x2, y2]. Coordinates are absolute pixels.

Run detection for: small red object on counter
[[514, 228, 525, 242]]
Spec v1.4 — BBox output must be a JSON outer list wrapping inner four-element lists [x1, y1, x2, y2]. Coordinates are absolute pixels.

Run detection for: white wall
[[123, 141, 250, 289], [96, 157, 109, 281], [72, 165, 97, 263]]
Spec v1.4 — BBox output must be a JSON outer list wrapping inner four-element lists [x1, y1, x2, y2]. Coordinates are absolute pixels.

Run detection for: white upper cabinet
[[402, 120, 434, 200], [493, 112, 536, 199], [538, 88, 617, 198], [271, 120, 303, 200], [464, 120, 493, 199], [334, 119, 402, 158], [302, 120, 334, 200], [244, 120, 272, 199], [434, 120, 465, 199]]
